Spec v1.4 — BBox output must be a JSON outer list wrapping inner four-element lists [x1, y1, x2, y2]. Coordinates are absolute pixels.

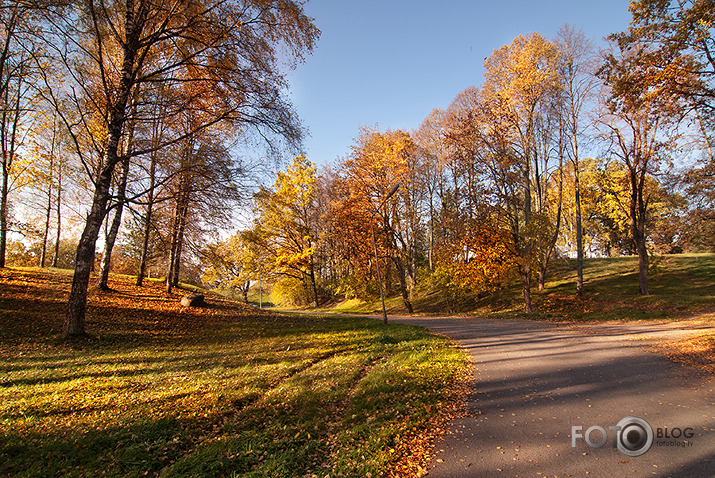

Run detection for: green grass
[[313, 297, 406, 316], [526, 253, 715, 321], [318, 254, 715, 322], [0, 268, 470, 477]]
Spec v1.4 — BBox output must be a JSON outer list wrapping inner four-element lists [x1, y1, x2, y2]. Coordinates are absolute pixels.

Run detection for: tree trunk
[[309, 259, 319, 307], [98, 156, 130, 290], [40, 179, 52, 267], [97, 208, 121, 289], [0, 77, 22, 269], [636, 234, 649, 295], [171, 206, 187, 287], [521, 261, 532, 313], [0, 162, 8, 268], [64, 169, 113, 336], [166, 206, 180, 294], [538, 142, 564, 291], [522, 148, 533, 312], [392, 256, 413, 314], [98, 90, 138, 289], [166, 195, 188, 293], [40, 119, 58, 268], [632, 208, 649, 295], [630, 167, 649, 296], [242, 281, 250, 303], [136, 152, 156, 286], [574, 165, 584, 296], [64, 4, 142, 336], [51, 157, 63, 268]]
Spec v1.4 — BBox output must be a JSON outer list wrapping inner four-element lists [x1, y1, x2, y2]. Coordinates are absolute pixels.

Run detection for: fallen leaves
[[652, 331, 715, 373], [0, 267, 472, 478]]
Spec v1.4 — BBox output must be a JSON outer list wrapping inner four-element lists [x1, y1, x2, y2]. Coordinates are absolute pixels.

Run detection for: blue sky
[[286, 0, 634, 166]]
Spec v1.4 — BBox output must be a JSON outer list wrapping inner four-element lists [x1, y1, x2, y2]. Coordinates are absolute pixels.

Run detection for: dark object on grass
[[181, 293, 204, 307]]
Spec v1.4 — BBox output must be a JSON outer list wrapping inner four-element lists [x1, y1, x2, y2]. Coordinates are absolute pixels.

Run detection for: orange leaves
[[435, 214, 517, 295], [324, 127, 423, 306], [0, 267, 262, 344], [655, 332, 715, 374], [344, 127, 414, 203]]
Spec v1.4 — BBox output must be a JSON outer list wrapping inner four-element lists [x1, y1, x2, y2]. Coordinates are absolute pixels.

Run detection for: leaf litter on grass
[[0, 268, 470, 477]]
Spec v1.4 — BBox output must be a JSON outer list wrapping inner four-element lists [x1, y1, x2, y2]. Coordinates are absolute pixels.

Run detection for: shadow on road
[[389, 317, 714, 478]]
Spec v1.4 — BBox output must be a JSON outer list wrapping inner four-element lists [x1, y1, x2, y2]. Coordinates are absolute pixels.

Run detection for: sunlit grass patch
[[0, 269, 469, 477], [471, 253, 715, 322]]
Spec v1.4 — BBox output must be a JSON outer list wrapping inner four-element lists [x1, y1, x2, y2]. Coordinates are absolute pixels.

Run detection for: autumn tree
[[0, 0, 45, 268], [202, 231, 260, 303], [22, 109, 73, 268], [37, 0, 318, 337], [611, 0, 714, 119], [164, 133, 243, 294], [333, 128, 422, 313], [245, 155, 320, 307], [607, 1, 714, 251], [556, 25, 599, 295], [413, 108, 452, 271], [320, 169, 375, 300], [133, 85, 171, 287], [443, 34, 562, 312], [598, 39, 682, 295]]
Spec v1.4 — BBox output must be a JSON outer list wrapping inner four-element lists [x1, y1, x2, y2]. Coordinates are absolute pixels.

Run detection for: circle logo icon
[[615, 416, 654, 457]]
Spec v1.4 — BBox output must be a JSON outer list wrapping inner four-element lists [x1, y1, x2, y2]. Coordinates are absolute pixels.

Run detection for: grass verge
[[0, 267, 470, 477], [314, 254, 715, 374]]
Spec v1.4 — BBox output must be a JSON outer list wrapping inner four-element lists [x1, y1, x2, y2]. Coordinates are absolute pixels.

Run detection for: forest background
[[1, 0, 714, 337]]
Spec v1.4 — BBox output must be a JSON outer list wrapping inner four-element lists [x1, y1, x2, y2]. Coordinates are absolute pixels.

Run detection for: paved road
[[390, 317, 715, 478]]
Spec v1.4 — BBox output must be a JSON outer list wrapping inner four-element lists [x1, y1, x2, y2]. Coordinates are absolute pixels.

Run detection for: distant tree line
[[205, 3, 714, 312], [3, 1, 713, 327]]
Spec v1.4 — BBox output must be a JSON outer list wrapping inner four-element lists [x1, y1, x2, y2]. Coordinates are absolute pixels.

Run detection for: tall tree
[[598, 41, 681, 295], [134, 87, 169, 286], [479, 33, 562, 312], [338, 128, 420, 313], [165, 133, 243, 293], [38, 0, 318, 337], [0, 0, 42, 267], [612, 0, 715, 252], [413, 108, 449, 271], [556, 25, 599, 296]]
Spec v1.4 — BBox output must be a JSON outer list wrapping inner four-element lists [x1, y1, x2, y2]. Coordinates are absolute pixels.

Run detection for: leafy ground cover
[[0, 267, 470, 477], [652, 331, 715, 374]]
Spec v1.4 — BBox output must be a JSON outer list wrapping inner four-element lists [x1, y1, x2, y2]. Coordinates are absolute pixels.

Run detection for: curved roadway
[[389, 316, 715, 478]]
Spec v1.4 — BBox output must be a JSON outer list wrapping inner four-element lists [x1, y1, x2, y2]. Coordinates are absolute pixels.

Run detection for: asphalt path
[[387, 316, 715, 478]]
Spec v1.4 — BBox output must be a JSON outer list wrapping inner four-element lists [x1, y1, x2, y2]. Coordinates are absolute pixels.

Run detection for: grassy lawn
[[326, 254, 715, 323], [0, 268, 470, 478], [526, 253, 715, 322]]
